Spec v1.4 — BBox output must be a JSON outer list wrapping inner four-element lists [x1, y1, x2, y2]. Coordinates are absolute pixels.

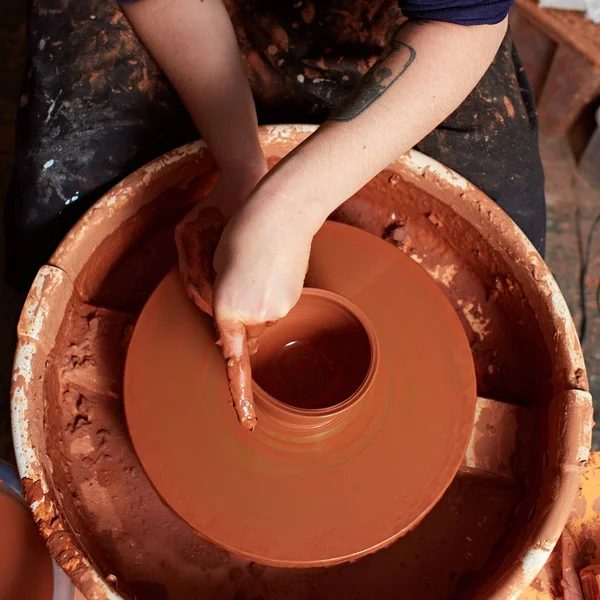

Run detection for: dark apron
[[3, 0, 545, 291]]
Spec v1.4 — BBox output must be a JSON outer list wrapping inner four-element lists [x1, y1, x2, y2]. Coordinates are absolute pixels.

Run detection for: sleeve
[[398, 0, 514, 25]]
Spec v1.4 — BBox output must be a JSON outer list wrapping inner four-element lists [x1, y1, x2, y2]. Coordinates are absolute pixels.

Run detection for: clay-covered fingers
[[175, 204, 265, 431], [175, 205, 225, 316], [246, 321, 276, 355], [214, 316, 258, 431], [175, 186, 312, 432]]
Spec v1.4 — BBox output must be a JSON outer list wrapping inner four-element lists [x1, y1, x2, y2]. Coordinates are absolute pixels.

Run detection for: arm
[[213, 19, 507, 332], [234, 19, 508, 236], [123, 0, 266, 428], [122, 0, 266, 210]]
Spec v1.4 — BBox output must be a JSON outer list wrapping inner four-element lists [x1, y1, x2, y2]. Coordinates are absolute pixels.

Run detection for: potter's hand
[[213, 197, 313, 327], [212, 192, 315, 425], [175, 166, 267, 431], [175, 167, 266, 315]]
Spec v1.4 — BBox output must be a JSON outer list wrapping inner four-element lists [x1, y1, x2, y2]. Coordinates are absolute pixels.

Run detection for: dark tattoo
[[330, 36, 416, 122]]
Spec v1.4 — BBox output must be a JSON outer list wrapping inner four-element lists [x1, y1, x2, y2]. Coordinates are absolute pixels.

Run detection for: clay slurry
[[265, 340, 335, 407]]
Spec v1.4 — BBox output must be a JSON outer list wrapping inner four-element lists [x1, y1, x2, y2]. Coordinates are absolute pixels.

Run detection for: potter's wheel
[[124, 221, 477, 567]]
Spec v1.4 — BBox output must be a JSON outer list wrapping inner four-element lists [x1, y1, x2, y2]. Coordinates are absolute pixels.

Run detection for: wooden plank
[[538, 43, 600, 137], [515, 0, 600, 67], [510, 8, 557, 102]]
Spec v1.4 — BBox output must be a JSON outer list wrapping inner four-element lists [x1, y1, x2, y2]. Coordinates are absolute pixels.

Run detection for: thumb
[[214, 313, 258, 431]]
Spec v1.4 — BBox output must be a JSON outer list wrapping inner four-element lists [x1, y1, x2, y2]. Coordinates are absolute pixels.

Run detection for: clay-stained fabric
[[3, 0, 545, 290]]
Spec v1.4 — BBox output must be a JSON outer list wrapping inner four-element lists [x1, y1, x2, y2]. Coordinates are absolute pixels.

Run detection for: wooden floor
[[542, 136, 600, 447], [0, 1, 599, 460]]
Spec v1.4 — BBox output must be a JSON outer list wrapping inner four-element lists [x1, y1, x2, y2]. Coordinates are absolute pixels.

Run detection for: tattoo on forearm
[[331, 34, 416, 122]]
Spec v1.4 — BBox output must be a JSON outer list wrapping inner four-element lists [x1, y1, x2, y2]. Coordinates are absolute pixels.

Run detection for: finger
[[215, 316, 258, 431], [246, 321, 277, 356], [175, 206, 225, 316]]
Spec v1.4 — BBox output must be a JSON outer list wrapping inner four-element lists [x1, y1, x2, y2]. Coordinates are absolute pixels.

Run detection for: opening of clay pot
[[251, 288, 378, 416]]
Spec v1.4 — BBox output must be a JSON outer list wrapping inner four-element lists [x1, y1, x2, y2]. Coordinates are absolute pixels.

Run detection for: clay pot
[[11, 125, 593, 600], [0, 461, 53, 600], [252, 288, 377, 421], [123, 219, 477, 568]]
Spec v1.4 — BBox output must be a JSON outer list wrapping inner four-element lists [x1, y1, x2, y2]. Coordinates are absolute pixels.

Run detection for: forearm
[[250, 19, 507, 231], [122, 0, 264, 175]]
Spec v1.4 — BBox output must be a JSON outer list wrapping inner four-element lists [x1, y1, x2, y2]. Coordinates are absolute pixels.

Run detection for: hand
[[213, 190, 313, 328], [209, 187, 316, 430], [175, 162, 267, 315], [176, 162, 319, 432], [176, 162, 276, 431]]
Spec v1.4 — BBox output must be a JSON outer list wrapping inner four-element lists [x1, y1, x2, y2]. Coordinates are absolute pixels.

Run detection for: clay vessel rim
[[252, 287, 380, 418]]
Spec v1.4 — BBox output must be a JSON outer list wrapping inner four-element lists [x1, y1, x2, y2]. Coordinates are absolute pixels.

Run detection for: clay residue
[[504, 95, 516, 119], [21, 477, 44, 504], [175, 205, 224, 317], [74, 175, 217, 313], [45, 296, 234, 599], [216, 321, 258, 431], [44, 298, 523, 597]]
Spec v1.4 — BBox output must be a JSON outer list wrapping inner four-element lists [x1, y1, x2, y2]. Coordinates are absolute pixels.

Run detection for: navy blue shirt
[[400, 0, 512, 24], [118, 0, 513, 26]]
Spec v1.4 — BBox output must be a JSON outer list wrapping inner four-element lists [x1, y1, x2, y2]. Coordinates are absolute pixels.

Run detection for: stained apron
[[3, 0, 545, 290]]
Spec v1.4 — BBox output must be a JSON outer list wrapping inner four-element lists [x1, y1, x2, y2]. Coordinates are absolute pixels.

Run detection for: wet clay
[[33, 142, 561, 599], [175, 205, 223, 317], [124, 221, 477, 567], [175, 204, 258, 430], [0, 490, 53, 600], [215, 319, 258, 430], [251, 289, 373, 410]]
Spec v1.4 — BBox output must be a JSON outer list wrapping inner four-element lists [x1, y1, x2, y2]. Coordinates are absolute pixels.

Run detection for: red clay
[[123, 221, 477, 567], [252, 289, 374, 410], [18, 127, 589, 600]]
